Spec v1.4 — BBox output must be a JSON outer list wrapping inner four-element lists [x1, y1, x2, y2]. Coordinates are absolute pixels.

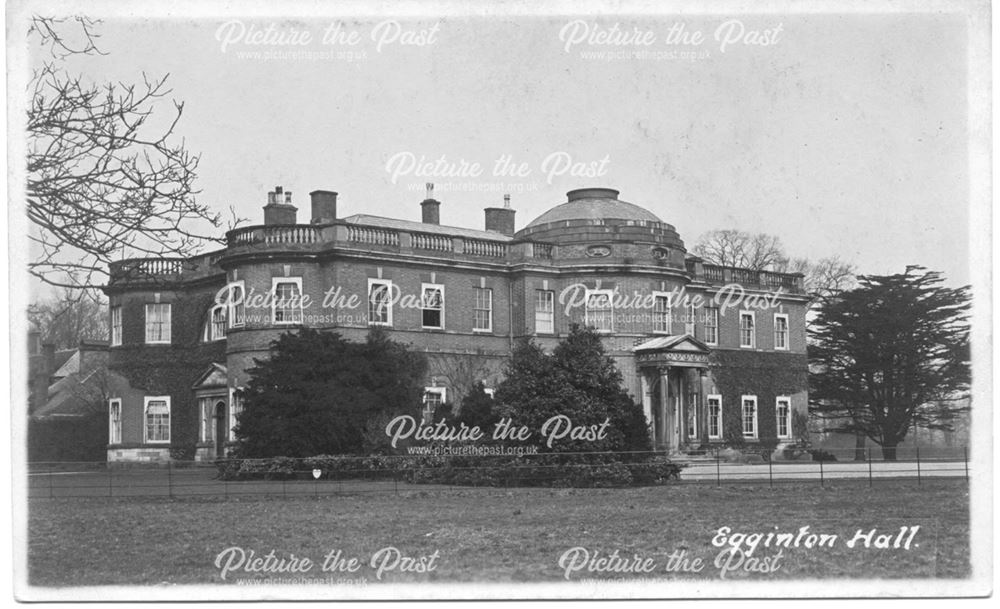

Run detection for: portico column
[[639, 372, 653, 444], [659, 366, 670, 451], [698, 369, 709, 444]]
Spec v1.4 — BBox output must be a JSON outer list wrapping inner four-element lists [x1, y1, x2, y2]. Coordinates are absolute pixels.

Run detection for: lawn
[[27, 479, 969, 587]]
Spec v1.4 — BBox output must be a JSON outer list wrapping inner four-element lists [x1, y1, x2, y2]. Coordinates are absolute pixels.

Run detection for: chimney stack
[[310, 190, 338, 224], [421, 182, 440, 225], [484, 193, 516, 236], [263, 185, 298, 225]]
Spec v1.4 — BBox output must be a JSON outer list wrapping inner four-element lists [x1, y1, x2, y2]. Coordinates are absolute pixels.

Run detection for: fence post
[[819, 458, 824, 487], [916, 447, 921, 486], [964, 446, 969, 480], [167, 460, 173, 498], [716, 448, 721, 487], [867, 448, 872, 487], [768, 457, 773, 488]]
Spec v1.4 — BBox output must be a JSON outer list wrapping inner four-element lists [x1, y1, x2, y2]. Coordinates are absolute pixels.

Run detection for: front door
[[214, 401, 227, 458]]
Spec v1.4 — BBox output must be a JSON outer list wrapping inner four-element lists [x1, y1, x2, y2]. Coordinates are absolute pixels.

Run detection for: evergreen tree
[[457, 382, 500, 431], [234, 328, 427, 458]]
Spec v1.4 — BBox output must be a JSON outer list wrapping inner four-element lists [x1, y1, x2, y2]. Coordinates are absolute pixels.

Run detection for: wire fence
[[26, 446, 970, 500]]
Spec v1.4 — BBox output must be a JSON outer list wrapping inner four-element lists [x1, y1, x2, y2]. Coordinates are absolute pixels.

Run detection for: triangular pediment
[[633, 334, 711, 354], [192, 363, 228, 389]]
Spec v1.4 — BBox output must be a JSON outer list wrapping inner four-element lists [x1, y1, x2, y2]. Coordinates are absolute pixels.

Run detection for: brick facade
[[103, 186, 810, 461]]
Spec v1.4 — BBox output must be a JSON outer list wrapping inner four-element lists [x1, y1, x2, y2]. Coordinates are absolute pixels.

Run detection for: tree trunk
[[880, 443, 898, 461], [854, 432, 866, 461]]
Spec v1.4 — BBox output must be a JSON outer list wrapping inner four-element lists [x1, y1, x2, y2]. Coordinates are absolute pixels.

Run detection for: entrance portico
[[634, 335, 711, 453]]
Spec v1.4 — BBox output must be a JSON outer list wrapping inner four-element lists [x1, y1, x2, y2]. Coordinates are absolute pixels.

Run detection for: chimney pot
[[309, 190, 339, 224], [485, 194, 516, 236]]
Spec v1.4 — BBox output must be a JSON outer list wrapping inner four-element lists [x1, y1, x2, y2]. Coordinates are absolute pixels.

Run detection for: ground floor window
[[776, 396, 791, 439], [707, 395, 722, 439], [144, 396, 171, 443], [741, 395, 757, 439], [422, 387, 446, 423], [108, 399, 122, 444]]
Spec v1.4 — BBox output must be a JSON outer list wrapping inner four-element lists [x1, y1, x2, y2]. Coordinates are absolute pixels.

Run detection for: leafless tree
[[26, 15, 232, 289], [692, 229, 789, 271], [28, 288, 108, 349]]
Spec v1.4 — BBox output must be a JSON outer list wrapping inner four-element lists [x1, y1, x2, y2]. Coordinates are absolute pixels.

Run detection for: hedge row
[[215, 453, 683, 487]]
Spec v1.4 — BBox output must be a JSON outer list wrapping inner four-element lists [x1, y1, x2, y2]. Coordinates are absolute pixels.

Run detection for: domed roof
[[525, 188, 662, 228]]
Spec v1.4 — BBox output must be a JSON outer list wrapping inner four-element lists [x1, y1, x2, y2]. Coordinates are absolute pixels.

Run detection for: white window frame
[[473, 287, 493, 332], [421, 283, 445, 329], [707, 394, 722, 439], [144, 396, 171, 444], [535, 290, 555, 334], [110, 306, 122, 346], [228, 281, 246, 328], [144, 303, 172, 344], [704, 307, 719, 346], [108, 398, 122, 444], [422, 387, 447, 422], [208, 305, 227, 341], [271, 277, 304, 325], [776, 396, 792, 439], [739, 311, 756, 349], [652, 291, 672, 334], [774, 313, 789, 351], [483, 387, 495, 399], [367, 278, 394, 327], [685, 304, 697, 337], [741, 394, 758, 439], [585, 288, 614, 333], [229, 387, 245, 442]]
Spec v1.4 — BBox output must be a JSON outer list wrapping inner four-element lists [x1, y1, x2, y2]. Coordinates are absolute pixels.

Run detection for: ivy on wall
[[708, 350, 808, 450], [110, 288, 226, 458]]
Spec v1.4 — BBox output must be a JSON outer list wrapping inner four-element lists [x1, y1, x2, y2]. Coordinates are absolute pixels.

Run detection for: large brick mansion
[[103, 185, 810, 462]]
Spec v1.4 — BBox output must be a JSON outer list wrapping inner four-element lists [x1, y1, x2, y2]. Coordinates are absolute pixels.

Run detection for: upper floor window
[[704, 307, 719, 345], [272, 277, 303, 324], [585, 289, 614, 333], [741, 395, 758, 439], [707, 395, 722, 439], [145, 303, 171, 344], [774, 314, 789, 350], [776, 396, 791, 439], [208, 305, 227, 341], [535, 290, 554, 334], [144, 396, 171, 443], [108, 398, 122, 444], [421, 284, 444, 329], [652, 292, 671, 334], [474, 288, 493, 332], [110, 306, 122, 346], [739, 311, 756, 348], [685, 304, 697, 337], [228, 282, 245, 328], [368, 279, 393, 327]]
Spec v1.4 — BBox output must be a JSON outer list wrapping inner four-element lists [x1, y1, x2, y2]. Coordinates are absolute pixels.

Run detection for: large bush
[[233, 328, 427, 458]]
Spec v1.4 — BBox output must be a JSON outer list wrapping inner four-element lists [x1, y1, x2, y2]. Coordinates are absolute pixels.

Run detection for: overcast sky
[[17, 2, 978, 292]]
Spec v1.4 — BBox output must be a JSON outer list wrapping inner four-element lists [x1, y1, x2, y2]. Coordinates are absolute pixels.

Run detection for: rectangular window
[[144, 396, 170, 443], [422, 387, 446, 423], [230, 388, 244, 442], [535, 290, 555, 334], [704, 307, 719, 345], [473, 288, 493, 332], [774, 314, 789, 350], [739, 311, 756, 348], [228, 281, 246, 328], [776, 397, 791, 439], [368, 279, 393, 327], [211, 306, 227, 340], [707, 395, 722, 439], [272, 277, 303, 324], [110, 306, 122, 346], [687, 402, 697, 438], [741, 395, 758, 439], [653, 292, 671, 334], [685, 304, 697, 337], [585, 289, 614, 332], [145, 303, 171, 344], [421, 284, 444, 329], [108, 399, 122, 444]]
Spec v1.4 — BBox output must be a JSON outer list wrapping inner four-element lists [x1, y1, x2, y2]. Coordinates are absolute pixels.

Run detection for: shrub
[[809, 449, 838, 462]]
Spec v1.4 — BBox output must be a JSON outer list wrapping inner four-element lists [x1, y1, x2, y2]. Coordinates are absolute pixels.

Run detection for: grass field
[[27, 479, 969, 586]]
